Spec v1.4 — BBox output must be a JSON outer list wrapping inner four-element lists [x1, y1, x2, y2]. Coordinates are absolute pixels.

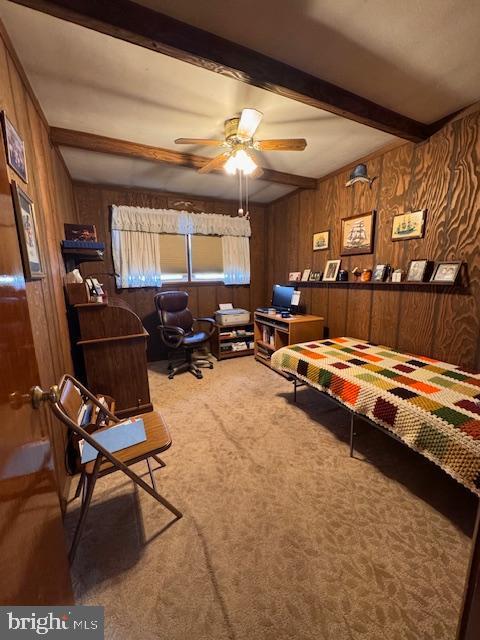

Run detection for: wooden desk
[[72, 298, 152, 418], [254, 311, 324, 369]]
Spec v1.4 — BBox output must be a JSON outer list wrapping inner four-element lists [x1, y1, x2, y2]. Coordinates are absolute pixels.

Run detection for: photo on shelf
[[372, 264, 388, 282], [406, 259, 431, 282], [301, 269, 311, 281], [322, 259, 341, 282], [289, 271, 301, 282], [430, 261, 462, 284]]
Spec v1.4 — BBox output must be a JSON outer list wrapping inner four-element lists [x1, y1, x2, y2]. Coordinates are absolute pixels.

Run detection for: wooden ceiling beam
[[12, 0, 431, 142], [50, 127, 317, 189]]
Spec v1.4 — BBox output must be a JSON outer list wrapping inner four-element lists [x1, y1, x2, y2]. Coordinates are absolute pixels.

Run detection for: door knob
[[9, 385, 60, 410]]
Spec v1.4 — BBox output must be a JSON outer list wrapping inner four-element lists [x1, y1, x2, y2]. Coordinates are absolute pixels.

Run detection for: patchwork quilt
[[271, 337, 480, 495]]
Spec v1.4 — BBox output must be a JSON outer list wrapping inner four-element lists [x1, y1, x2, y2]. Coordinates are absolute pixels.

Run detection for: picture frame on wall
[[11, 181, 44, 280], [313, 230, 329, 251], [341, 210, 375, 256], [1, 111, 28, 183], [405, 259, 432, 283], [430, 261, 462, 284], [322, 259, 341, 282], [391, 209, 426, 241]]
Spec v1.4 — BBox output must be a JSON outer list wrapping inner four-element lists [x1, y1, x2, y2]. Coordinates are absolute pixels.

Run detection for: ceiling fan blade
[[256, 138, 307, 151], [175, 138, 224, 146], [237, 108, 263, 140], [198, 151, 231, 174]]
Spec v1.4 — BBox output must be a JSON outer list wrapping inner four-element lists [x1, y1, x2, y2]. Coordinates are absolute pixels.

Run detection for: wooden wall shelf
[[290, 280, 462, 290]]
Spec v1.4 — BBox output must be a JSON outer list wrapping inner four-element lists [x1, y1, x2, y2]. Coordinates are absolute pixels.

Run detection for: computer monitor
[[271, 284, 295, 310]]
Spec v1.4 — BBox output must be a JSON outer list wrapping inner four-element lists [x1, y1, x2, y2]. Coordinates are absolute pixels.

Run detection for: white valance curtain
[[111, 205, 251, 288]]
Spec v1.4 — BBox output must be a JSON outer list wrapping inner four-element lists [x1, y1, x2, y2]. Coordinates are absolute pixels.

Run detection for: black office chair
[[155, 290, 215, 379]]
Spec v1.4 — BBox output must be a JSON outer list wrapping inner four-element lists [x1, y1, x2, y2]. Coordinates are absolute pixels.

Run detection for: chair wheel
[[195, 371, 203, 379], [168, 373, 174, 380], [209, 363, 214, 369]]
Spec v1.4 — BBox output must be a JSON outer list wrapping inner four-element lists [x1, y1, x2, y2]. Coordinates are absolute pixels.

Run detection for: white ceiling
[[1, 1, 478, 202], [137, 0, 480, 123]]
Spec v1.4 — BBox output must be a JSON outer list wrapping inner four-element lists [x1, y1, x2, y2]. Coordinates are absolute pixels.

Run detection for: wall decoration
[[64, 223, 97, 242], [341, 210, 375, 256], [301, 269, 311, 282], [322, 259, 341, 282], [430, 261, 462, 284], [345, 163, 377, 188], [289, 271, 301, 282], [372, 264, 388, 282], [1, 111, 27, 183], [406, 259, 431, 282], [391, 269, 404, 282], [313, 230, 329, 251], [391, 209, 426, 241], [360, 269, 372, 282], [11, 181, 44, 280]]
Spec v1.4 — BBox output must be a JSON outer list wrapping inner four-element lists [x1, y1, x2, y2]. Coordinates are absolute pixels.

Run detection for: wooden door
[[0, 138, 73, 604]]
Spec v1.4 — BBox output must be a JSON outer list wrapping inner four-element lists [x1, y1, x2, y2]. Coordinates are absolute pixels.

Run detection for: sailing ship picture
[[392, 210, 426, 241], [341, 211, 375, 255]]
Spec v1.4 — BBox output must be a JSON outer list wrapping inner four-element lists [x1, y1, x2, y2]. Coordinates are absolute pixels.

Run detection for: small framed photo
[[309, 271, 322, 282], [392, 210, 426, 241], [1, 112, 28, 183], [341, 210, 375, 256], [301, 269, 311, 282], [289, 271, 301, 282], [406, 259, 432, 283], [430, 261, 462, 284], [322, 259, 341, 282], [372, 264, 387, 282], [64, 223, 97, 242], [313, 230, 329, 251], [11, 181, 44, 280]]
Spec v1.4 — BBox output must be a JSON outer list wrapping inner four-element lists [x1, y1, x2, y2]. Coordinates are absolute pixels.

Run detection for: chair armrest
[[157, 324, 185, 349], [195, 317, 216, 337]]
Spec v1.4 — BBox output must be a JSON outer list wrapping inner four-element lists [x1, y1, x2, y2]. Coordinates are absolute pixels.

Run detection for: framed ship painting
[[341, 210, 375, 256], [392, 209, 426, 241]]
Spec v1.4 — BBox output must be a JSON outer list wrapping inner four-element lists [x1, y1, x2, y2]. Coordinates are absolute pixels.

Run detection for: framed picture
[[1, 112, 27, 183], [313, 230, 329, 251], [289, 271, 301, 282], [11, 181, 44, 280], [341, 210, 375, 256], [309, 271, 322, 282], [301, 269, 311, 282], [392, 210, 426, 241], [430, 261, 462, 284], [406, 259, 431, 283], [372, 264, 387, 282], [322, 259, 341, 282], [64, 223, 97, 242]]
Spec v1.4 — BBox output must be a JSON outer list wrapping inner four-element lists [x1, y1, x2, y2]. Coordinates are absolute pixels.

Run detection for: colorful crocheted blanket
[[271, 338, 480, 495]]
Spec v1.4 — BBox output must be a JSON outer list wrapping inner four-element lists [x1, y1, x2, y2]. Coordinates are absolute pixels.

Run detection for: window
[[159, 234, 188, 282], [190, 235, 224, 281]]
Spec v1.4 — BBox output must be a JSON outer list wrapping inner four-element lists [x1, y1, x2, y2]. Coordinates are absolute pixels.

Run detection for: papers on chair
[[79, 417, 146, 463]]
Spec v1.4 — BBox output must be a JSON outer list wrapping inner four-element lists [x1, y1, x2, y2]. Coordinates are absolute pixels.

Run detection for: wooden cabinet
[[254, 311, 324, 369], [71, 298, 152, 418]]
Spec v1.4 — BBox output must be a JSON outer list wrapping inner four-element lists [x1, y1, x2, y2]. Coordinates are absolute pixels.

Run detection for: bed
[[271, 337, 480, 496]]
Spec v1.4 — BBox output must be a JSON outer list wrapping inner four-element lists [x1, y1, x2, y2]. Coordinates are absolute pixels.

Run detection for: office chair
[[154, 290, 215, 379]]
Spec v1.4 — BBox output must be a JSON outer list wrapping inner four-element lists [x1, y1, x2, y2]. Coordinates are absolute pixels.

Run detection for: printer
[[215, 307, 250, 326]]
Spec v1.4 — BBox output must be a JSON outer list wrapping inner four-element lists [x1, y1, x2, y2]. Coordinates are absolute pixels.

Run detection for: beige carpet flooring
[[68, 357, 478, 640]]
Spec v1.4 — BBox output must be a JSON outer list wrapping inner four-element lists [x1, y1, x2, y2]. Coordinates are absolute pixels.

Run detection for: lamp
[[225, 149, 257, 218], [345, 163, 376, 188]]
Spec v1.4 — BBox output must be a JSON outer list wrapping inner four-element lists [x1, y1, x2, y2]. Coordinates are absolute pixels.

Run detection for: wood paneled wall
[[73, 183, 267, 361], [265, 109, 480, 371], [0, 22, 77, 501]]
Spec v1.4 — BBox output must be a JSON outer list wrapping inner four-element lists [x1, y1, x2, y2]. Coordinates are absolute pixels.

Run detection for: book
[[79, 417, 146, 463]]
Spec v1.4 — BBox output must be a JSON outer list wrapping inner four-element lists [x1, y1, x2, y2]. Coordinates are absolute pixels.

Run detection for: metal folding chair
[[49, 374, 182, 563]]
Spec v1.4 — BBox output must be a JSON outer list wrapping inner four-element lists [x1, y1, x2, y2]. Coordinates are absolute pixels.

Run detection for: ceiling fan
[[175, 108, 307, 177]]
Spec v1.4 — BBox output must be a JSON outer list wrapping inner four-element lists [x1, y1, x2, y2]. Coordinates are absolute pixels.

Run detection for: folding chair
[[49, 374, 182, 564]]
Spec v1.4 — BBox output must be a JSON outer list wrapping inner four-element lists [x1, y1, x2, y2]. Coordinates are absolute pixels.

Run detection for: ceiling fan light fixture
[[236, 108, 263, 141], [224, 149, 257, 176]]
